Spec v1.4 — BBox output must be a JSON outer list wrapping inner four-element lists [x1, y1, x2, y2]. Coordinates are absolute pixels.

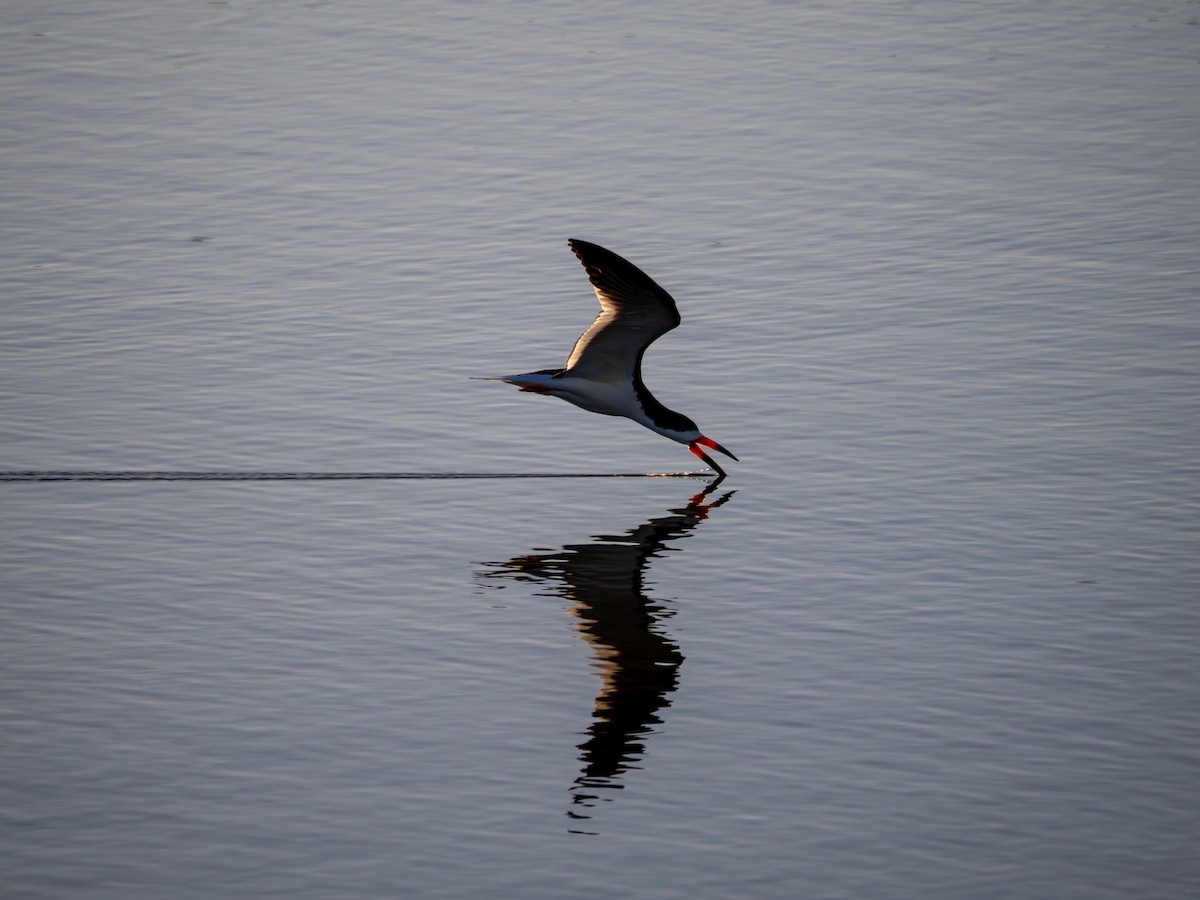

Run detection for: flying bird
[[475, 239, 738, 479]]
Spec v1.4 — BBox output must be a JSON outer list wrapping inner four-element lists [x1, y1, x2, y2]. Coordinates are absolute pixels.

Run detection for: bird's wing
[[562, 239, 682, 382]]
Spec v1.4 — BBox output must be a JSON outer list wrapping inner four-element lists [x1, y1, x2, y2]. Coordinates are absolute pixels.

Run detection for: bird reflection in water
[[478, 482, 735, 833]]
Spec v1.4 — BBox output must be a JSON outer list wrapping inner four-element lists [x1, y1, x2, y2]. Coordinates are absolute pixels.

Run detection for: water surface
[[3, 1, 1198, 897]]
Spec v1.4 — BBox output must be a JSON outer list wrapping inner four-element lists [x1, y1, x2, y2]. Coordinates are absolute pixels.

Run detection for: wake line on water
[[0, 471, 707, 483]]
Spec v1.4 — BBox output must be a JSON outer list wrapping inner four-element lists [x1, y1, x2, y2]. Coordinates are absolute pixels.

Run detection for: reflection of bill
[[478, 484, 735, 833]]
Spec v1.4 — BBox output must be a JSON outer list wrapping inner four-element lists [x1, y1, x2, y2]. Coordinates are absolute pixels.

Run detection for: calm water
[[3, 1, 1198, 897]]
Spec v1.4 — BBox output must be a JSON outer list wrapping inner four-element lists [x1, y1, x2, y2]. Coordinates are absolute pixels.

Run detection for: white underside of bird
[[474, 239, 738, 479]]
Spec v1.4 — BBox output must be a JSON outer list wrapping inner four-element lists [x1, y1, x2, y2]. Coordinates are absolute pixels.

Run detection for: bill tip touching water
[[473, 239, 738, 480]]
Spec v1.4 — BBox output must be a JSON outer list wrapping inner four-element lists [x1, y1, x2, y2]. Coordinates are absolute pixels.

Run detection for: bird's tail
[[470, 371, 561, 395]]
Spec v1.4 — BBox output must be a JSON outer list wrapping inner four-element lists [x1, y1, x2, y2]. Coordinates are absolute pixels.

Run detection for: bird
[[474, 239, 738, 480]]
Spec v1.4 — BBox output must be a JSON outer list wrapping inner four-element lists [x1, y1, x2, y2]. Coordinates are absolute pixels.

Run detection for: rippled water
[[3, 1, 1198, 898]]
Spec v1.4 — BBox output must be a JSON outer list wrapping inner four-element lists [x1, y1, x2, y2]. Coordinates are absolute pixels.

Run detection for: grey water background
[[3, 0, 1198, 897]]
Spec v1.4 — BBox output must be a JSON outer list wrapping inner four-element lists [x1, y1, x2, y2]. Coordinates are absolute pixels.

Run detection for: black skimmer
[[475, 239, 738, 479]]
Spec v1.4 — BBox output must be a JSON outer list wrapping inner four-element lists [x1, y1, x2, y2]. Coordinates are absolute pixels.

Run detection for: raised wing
[[562, 239, 682, 382]]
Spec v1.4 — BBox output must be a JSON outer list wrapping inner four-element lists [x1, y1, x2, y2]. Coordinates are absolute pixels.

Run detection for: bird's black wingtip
[[567, 239, 638, 278], [567, 239, 609, 280]]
